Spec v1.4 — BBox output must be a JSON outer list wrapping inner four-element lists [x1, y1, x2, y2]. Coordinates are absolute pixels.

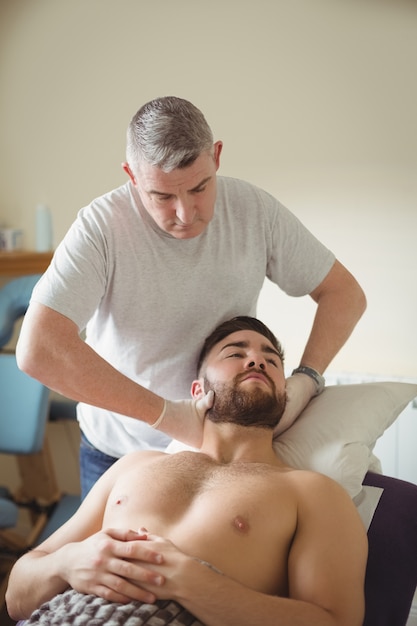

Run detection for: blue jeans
[[79, 432, 119, 499]]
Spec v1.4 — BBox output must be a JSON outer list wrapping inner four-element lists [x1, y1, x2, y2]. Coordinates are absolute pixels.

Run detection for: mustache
[[234, 368, 276, 389]]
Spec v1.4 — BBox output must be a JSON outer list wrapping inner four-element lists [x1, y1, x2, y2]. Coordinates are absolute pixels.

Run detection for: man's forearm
[[300, 260, 366, 374], [17, 302, 164, 423], [177, 559, 357, 626], [6, 548, 70, 619], [16, 302, 208, 447]]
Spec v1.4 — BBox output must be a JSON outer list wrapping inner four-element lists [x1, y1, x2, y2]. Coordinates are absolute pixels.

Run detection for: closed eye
[[226, 353, 277, 367], [192, 185, 206, 194]]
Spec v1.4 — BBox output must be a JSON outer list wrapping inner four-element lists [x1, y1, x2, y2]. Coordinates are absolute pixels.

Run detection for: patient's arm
[[139, 474, 367, 626], [5, 457, 165, 620]]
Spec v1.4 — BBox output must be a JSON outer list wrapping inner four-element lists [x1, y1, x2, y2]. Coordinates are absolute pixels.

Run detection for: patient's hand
[[131, 533, 196, 601], [62, 528, 165, 604]]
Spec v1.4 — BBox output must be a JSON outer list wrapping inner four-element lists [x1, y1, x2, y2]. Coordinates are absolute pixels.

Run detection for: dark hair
[[197, 316, 284, 375]]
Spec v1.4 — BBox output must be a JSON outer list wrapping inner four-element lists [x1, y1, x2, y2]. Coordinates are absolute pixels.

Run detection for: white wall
[[1, 0, 416, 377]]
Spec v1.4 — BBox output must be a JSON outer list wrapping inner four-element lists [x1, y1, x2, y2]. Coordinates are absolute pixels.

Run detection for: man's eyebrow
[[189, 176, 212, 192], [148, 176, 212, 197], [219, 340, 281, 359], [148, 189, 173, 197]]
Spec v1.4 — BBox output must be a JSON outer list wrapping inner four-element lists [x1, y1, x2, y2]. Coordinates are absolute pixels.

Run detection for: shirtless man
[[6, 316, 367, 626]]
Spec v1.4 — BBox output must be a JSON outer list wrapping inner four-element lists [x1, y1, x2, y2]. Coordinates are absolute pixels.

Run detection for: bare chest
[[102, 453, 297, 594], [104, 453, 284, 523]]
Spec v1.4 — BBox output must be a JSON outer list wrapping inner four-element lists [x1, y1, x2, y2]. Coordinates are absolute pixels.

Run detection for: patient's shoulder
[[279, 467, 353, 504], [286, 469, 363, 528], [111, 449, 167, 472]]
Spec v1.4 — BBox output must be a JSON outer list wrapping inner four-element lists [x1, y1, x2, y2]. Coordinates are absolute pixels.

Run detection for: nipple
[[233, 515, 250, 533]]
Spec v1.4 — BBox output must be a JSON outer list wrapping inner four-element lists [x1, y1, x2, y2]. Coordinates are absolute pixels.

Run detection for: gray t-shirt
[[32, 176, 335, 456]]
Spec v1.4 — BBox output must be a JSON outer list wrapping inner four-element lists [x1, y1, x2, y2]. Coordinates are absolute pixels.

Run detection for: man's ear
[[122, 162, 137, 185], [213, 140, 223, 170], [191, 379, 205, 399]]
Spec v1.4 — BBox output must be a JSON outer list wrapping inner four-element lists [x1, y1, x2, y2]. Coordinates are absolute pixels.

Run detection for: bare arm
[[274, 259, 366, 434], [301, 259, 366, 373], [16, 302, 211, 445], [17, 302, 164, 422], [141, 475, 367, 626], [5, 454, 165, 620]]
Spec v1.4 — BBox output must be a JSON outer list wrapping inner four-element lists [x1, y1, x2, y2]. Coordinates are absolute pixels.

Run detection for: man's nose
[[175, 199, 195, 224], [246, 358, 266, 370]]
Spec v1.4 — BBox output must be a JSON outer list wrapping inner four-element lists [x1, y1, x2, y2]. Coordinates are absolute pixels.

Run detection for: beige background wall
[[1, 0, 416, 377]]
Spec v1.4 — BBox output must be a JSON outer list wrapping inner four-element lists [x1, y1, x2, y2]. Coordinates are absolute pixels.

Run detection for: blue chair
[[0, 496, 18, 531], [0, 275, 79, 555], [0, 274, 42, 348], [0, 275, 53, 552]]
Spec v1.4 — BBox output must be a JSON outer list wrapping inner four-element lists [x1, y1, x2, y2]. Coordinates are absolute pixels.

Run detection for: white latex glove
[[273, 373, 317, 438], [151, 390, 214, 448]]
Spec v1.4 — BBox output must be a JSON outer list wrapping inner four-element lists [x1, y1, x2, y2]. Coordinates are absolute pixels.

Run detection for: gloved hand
[[151, 390, 214, 448], [273, 373, 317, 438]]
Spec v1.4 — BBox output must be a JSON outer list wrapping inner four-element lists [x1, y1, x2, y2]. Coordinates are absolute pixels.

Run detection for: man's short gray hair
[[126, 96, 214, 172]]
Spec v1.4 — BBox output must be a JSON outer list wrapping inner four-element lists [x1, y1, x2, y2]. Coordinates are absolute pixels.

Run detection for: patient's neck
[[199, 421, 280, 466]]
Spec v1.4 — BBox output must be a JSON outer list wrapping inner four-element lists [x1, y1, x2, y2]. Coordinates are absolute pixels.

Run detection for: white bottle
[[35, 204, 53, 251]]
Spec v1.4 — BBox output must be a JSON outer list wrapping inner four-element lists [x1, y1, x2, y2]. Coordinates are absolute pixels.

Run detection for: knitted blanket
[[25, 588, 204, 625]]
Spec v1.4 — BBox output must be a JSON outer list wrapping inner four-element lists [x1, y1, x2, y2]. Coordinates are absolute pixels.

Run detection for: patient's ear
[[191, 379, 205, 399]]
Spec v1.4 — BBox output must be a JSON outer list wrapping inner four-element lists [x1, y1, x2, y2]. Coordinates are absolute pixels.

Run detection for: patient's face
[[201, 330, 286, 428]]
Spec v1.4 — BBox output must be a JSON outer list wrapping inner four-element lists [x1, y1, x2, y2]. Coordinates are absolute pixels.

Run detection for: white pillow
[[273, 382, 417, 498], [167, 382, 417, 499]]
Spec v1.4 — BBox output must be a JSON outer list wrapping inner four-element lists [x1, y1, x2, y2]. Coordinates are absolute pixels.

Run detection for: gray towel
[[25, 588, 204, 625]]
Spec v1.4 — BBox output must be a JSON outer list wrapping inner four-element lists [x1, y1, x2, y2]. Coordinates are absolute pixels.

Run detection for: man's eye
[[193, 186, 206, 194], [227, 353, 243, 359], [153, 193, 173, 202], [267, 358, 278, 367]]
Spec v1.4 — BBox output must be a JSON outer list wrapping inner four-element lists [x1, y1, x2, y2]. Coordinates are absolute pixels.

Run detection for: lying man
[[6, 316, 367, 626]]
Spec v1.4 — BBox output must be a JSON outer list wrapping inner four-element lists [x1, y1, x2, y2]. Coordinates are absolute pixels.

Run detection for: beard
[[204, 372, 287, 429]]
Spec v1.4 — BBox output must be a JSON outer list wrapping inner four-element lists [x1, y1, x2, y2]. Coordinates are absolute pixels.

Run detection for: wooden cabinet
[[0, 250, 53, 276]]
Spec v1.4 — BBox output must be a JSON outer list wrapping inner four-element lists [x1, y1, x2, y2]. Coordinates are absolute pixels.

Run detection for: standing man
[[16, 96, 366, 496]]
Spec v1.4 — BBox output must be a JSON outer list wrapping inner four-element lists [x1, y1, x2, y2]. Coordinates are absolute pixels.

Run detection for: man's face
[[196, 330, 287, 428], [130, 142, 222, 240]]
